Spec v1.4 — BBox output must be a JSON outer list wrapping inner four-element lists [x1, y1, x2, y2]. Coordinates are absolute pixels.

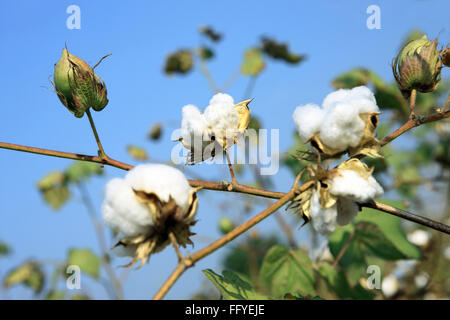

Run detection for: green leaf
[[45, 290, 65, 300], [331, 68, 371, 89], [241, 48, 265, 76], [259, 245, 315, 298], [164, 49, 193, 75], [37, 171, 70, 210], [356, 200, 422, 260], [203, 269, 269, 300], [126, 145, 149, 161], [67, 248, 101, 279], [65, 161, 103, 184], [199, 46, 214, 60], [3, 262, 44, 294], [261, 37, 305, 64], [0, 241, 11, 257], [71, 293, 90, 300]]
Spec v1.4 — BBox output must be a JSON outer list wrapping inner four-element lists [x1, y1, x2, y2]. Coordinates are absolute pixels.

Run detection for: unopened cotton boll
[[309, 192, 337, 235], [292, 104, 326, 141]]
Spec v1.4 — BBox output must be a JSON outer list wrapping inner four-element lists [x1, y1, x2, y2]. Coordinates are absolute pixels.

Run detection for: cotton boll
[[209, 92, 234, 106], [181, 104, 209, 146], [292, 104, 326, 141], [329, 170, 384, 202], [336, 197, 359, 226], [124, 164, 192, 210], [319, 103, 366, 149], [102, 178, 154, 237], [319, 86, 379, 150], [204, 95, 239, 142], [309, 192, 338, 235]]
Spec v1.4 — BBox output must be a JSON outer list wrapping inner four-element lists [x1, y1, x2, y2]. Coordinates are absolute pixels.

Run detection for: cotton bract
[[292, 86, 381, 158], [288, 158, 383, 235], [179, 93, 251, 164], [102, 164, 200, 267]]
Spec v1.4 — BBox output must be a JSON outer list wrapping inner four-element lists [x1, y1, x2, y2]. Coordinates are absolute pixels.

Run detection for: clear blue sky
[[0, 0, 449, 299]]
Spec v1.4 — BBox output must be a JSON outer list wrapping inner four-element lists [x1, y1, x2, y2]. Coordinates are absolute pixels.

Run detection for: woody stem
[[409, 89, 417, 120], [226, 151, 237, 185]]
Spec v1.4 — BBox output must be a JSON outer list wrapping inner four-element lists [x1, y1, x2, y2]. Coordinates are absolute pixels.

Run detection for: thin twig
[[77, 183, 124, 299], [226, 152, 237, 185], [86, 109, 107, 160], [332, 232, 354, 268], [168, 232, 184, 262], [441, 93, 450, 113], [409, 89, 417, 120]]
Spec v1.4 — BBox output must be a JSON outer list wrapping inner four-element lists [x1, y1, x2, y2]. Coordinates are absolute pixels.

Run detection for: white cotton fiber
[[181, 104, 209, 147], [309, 192, 338, 235], [125, 164, 192, 210], [102, 178, 154, 237], [336, 197, 359, 226], [293, 86, 380, 151], [292, 104, 325, 141], [329, 170, 384, 202], [101, 164, 193, 238], [204, 93, 239, 140]]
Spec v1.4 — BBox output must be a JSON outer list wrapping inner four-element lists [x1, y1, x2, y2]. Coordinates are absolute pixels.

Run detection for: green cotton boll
[[53, 48, 108, 118], [392, 35, 442, 98]]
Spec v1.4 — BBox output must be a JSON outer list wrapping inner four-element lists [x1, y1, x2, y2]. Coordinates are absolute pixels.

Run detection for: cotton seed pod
[[392, 35, 442, 98], [53, 49, 108, 118], [442, 46, 450, 67], [113, 187, 201, 268]]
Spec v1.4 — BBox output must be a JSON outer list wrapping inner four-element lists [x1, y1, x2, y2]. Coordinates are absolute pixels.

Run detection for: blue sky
[[0, 0, 449, 299]]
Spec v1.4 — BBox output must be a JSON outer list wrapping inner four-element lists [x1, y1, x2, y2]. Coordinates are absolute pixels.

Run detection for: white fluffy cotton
[[101, 164, 192, 238], [309, 192, 338, 235], [292, 104, 326, 141], [181, 93, 239, 148], [329, 170, 384, 202], [292, 86, 379, 150], [407, 229, 431, 247]]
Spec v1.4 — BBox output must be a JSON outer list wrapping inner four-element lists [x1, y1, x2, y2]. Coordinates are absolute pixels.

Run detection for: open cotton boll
[[309, 192, 338, 235], [319, 86, 380, 150], [292, 104, 326, 141], [329, 170, 384, 202], [336, 197, 360, 226], [124, 164, 192, 210], [102, 178, 154, 237], [204, 94, 239, 138]]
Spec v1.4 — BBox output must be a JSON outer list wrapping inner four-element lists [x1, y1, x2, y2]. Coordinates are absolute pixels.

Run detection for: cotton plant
[[102, 164, 201, 267], [292, 86, 382, 158], [177, 93, 251, 165]]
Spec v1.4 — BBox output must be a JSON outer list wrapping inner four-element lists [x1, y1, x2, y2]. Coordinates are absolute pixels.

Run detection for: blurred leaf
[[260, 245, 315, 298], [148, 123, 163, 141], [199, 26, 222, 42], [3, 262, 44, 293], [71, 294, 90, 300], [222, 235, 282, 279], [199, 46, 214, 60], [127, 145, 149, 161], [261, 37, 305, 64], [37, 171, 70, 210], [67, 248, 101, 279], [164, 50, 193, 75], [283, 132, 309, 177], [241, 48, 265, 76], [203, 269, 269, 300], [356, 200, 422, 259], [284, 292, 325, 300], [317, 263, 374, 300], [0, 241, 10, 257], [45, 290, 65, 300], [65, 161, 102, 184], [331, 68, 371, 89]]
